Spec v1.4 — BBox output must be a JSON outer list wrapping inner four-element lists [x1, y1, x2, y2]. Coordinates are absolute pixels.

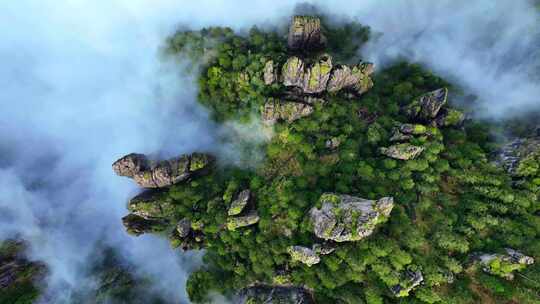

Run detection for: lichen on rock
[[226, 212, 260, 231], [380, 143, 425, 160], [477, 248, 534, 280], [405, 88, 448, 120], [303, 54, 332, 94], [287, 246, 320, 266], [309, 194, 394, 242], [228, 189, 251, 216], [261, 98, 314, 125]]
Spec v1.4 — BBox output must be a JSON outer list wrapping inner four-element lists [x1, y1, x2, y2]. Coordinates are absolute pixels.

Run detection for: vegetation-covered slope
[[116, 15, 540, 304]]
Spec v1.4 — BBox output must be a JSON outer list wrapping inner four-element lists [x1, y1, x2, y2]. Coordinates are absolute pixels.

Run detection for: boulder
[[122, 214, 169, 236], [228, 189, 251, 216], [112, 153, 150, 177], [288, 246, 320, 266], [261, 98, 314, 125], [263, 60, 276, 85], [227, 213, 260, 231], [380, 143, 425, 160], [478, 248, 534, 280], [391, 270, 424, 297], [327, 63, 374, 95], [238, 286, 314, 304], [405, 88, 448, 120], [127, 189, 174, 218], [113, 153, 214, 188], [282, 57, 305, 88], [309, 194, 394, 242], [287, 16, 326, 51], [435, 108, 465, 127], [312, 243, 335, 255], [176, 218, 192, 238], [303, 55, 332, 94]]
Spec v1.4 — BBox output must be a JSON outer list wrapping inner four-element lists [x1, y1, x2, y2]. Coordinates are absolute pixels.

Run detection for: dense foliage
[[159, 17, 540, 304]]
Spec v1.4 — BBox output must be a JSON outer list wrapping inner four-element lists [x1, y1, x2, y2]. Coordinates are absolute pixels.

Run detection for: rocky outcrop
[[390, 269, 424, 297], [176, 218, 191, 238], [264, 60, 276, 85], [389, 124, 428, 142], [288, 246, 320, 267], [380, 143, 425, 160], [327, 63, 374, 95], [435, 108, 465, 127], [287, 16, 326, 51], [309, 194, 394, 242], [127, 189, 174, 218], [303, 55, 332, 94], [228, 189, 251, 216], [238, 285, 314, 304], [496, 137, 540, 176], [112, 152, 214, 188], [405, 88, 448, 121], [227, 212, 260, 231], [477, 248, 534, 280], [261, 98, 315, 125], [282, 57, 305, 88], [122, 214, 169, 236]]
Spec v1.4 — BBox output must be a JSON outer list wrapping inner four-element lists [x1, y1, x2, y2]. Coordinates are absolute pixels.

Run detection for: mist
[[1, 1, 539, 303]]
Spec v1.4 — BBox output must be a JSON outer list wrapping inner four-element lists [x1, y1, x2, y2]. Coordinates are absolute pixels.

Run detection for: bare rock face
[[405, 88, 448, 120], [477, 248, 534, 280], [380, 143, 425, 160], [282, 57, 305, 88], [112, 153, 213, 188], [261, 98, 315, 125], [238, 286, 314, 304], [226, 212, 260, 231], [310, 194, 394, 242], [287, 16, 326, 51], [127, 189, 174, 218], [496, 137, 540, 176], [303, 55, 332, 94], [121, 214, 169, 236], [228, 189, 251, 216], [264, 60, 276, 85], [176, 218, 192, 238], [391, 270, 424, 297], [327, 63, 374, 95], [288, 246, 320, 267]]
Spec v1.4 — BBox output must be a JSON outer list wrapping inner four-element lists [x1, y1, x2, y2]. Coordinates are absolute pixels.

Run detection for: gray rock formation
[[176, 218, 191, 238], [237, 285, 314, 304], [327, 63, 374, 95], [264, 60, 276, 85], [287, 16, 326, 51], [122, 214, 169, 236], [303, 55, 332, 94], [282, 57, 305, 88], [228, 189, 251, 216], [310, 194, 394, 242], [127, 189, 174, 218], [496, 137, 540, 175], [288, 246, 320, 267], [477, 248, 534, 280], [261, 98, 315, 125], [391, 270, 424, 297], [380, 143, 425, 160], [227, 212, 260, 231], [112, 152, 214, 188], [405, 88, 448, 120]]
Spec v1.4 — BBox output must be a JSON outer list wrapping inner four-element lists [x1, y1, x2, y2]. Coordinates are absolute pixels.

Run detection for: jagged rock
[[391, 270, 424, 297], [128, 189, 174, 218], [263, 60, 276, 85], [227, 213, 260, 231], [309, 194, 394, 242], [477, 248, 534, 280], [405, 88, 448, 120], [495, 137, 540, 176], [312, 243, 335, 255], [261, 98, 314, 125], [389, 124, 428, 142], [228, 189, 251, 216], [325, 137, 341, 150], [176, 218, 191, 238], [238, 286, 314, 304], [112, 153, 150, 177], [303, 55, 332, 94], [282, 57, 305, 88], [113, 153, 213, 188], [327, 63, 374, 95], [287, 16, 326, 51], [122, 214, 169, 236], [380, 143, 425, 160], [435, 108, 465, 127], [288, 246, 320, 266]]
